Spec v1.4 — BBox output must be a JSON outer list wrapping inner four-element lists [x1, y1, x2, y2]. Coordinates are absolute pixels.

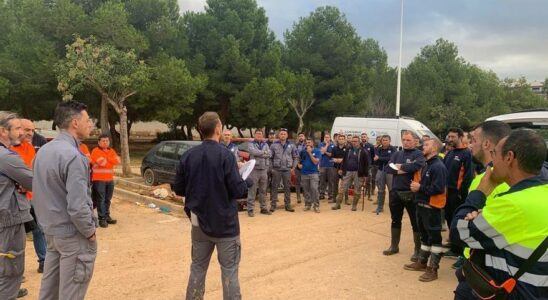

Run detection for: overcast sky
[[178, 0, 547, 81]]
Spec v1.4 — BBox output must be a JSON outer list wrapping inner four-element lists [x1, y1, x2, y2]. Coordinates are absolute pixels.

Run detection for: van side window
[[157, 143, 177, 160]]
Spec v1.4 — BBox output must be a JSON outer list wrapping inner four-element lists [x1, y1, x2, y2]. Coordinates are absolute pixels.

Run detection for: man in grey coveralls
[[269, 128, 298, 212], [32, 101, 97, 300], [0, 111, 33, 300], [246, 129, 272, 217]]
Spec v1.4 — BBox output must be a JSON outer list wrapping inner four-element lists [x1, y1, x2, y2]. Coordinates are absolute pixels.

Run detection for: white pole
[[396, 0, 404, 117]]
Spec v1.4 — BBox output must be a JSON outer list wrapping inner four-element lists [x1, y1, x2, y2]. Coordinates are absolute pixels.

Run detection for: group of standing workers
[[2, 103, 547, 300], [213, 119, 548, 299], [0, 101, 119, 300]]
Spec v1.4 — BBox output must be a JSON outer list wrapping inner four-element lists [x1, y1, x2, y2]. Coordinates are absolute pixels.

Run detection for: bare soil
[[23, 194, 456, 299]]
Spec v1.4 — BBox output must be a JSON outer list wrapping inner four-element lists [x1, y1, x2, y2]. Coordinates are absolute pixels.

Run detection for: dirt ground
[[22, 194, 457, 299]]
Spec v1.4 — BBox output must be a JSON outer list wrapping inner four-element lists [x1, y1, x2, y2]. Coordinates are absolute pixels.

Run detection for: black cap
[[268, 130, 275, 135]]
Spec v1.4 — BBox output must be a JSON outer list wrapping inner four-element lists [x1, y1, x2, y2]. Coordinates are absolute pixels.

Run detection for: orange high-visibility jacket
[[10, 141, 35, 199], [80, 143, 91, 162], [90, 147, 120, 182]]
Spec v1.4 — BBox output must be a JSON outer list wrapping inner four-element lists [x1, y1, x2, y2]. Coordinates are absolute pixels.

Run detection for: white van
[[486, 110, 548, 147], [330, 117, 437, 148]]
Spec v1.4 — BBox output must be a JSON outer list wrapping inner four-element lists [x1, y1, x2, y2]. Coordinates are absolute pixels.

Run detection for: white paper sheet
[[239, 159, 256, 180], [389, 163, 400, 171]]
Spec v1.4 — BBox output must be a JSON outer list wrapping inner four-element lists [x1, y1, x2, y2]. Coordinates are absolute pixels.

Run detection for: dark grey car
[[141, 140, 201, 186]]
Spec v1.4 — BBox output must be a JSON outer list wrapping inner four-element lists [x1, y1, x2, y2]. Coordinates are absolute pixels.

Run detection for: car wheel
[[143, 168, 158, 186]]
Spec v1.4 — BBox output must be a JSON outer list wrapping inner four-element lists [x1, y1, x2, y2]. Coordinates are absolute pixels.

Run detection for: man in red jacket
[[91, 134, 120, 228]]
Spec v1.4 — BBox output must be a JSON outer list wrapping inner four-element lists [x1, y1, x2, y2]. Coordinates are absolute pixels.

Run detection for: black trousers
[[416, 205, 442, 246], [446, 188, 464, 254], [388, 190, 418, 231]]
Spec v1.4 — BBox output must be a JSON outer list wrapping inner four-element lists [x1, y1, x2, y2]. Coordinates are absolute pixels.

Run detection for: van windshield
[[416, 129, 437, 140]]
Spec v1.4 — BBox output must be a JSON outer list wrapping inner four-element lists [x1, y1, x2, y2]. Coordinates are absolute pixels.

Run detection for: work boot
[[285, 205, 295, 212], [17, 288, 28, 298], [410, 232, 422, 262], [99, 219, 108, 228], [332, 194, 343, 210], [404, 260, 427, 272], [382, 228, 401, 255], [269, 206, 276, 213], [404, 249, 429, 271], [106, 215, 117, 225], [260, 209, 271, 215], [419, 267, 438, 282], [420, 252, 441, 282], [351, 194, 360, 211], [247, 211, 254, 217]]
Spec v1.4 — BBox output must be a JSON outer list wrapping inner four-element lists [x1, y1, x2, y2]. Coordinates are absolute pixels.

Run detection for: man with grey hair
[[32, 101, 97, 300], [0, 111, 33, 299]]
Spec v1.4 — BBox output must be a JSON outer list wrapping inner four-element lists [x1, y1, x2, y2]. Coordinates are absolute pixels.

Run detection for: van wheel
[[143, 168, 158, 186]]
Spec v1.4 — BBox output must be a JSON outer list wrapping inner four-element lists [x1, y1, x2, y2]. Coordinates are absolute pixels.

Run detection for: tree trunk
[[119, 106, 132, 177], [179, 124, 188, 140], [185, 124, 193, 140], [249, 128, 253, 137], [297, 115, 304, 135], [100, 94, 110, 135], [237, 127, 243, 138], [108, 117, 120, 151]]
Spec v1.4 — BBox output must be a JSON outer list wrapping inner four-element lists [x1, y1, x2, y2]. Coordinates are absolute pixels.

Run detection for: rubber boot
[[410, 232, 422, 262], [419, 253, 441, 282], [404, 249, 429, 271], [383, 228, 401, 255], [351, 193, 360, 211]]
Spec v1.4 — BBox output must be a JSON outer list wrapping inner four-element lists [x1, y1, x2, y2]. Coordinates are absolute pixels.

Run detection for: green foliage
[[0, 23, 59, 118], [283, 6, 389, 130], [90, 1, 149, 53], [0, 77, 9, 99], [134, 53, 206, 125], [0, 0, 545, 140], [402, 39, 545, 135], [56, 36, 148, 105], [231, 77, 288, 129], [183, 0, 280, 125]]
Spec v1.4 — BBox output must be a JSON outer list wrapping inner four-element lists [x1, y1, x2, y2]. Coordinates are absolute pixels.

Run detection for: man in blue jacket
[[299, 138, 321, 212], [443, 127, 474, 259], [373, 135, 397, 214], [404, 138, 448, 282], [172, 112, 252, 300], [383, 131, 426, 262]]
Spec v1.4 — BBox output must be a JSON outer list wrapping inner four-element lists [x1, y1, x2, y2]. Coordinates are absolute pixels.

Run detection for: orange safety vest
[[90, 147, 120, 181], [10, 141, 35, 199], [414, 168, 446, 209], [80, 143, 91, 162]]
